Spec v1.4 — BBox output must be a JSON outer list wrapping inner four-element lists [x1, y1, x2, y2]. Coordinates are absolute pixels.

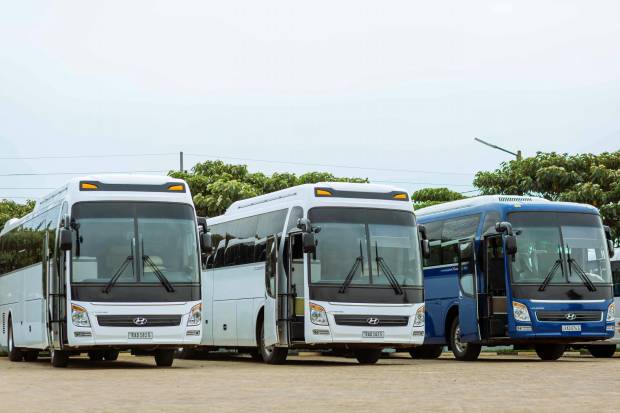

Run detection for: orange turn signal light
[[315, 189, 332, 197], [168, 184, 185, 191], [80, 182, 98, 190], [393, 193, 409, 200]]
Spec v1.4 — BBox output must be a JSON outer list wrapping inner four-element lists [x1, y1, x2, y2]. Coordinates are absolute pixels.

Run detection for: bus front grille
[[97, 315, 183, 327], [535, 311, 602, 322], [334, 315, 409, 327]]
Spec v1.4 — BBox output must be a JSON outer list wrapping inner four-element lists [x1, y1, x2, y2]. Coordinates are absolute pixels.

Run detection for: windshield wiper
[[538, 245, 563, 292], [338, 241, 365, 294], [102, 256, 133, 293], [375, 242, 404, 295], [143, 255, 175, 293], [566, 246, 597, 292]]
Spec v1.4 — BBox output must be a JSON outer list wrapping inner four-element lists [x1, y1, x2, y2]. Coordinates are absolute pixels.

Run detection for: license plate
[[362, 331, 384, 338], [561, 325, 581, 332], [128, 331, 153, 339]]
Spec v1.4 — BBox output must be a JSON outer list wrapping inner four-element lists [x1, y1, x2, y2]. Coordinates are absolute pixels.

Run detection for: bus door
[[264, 235, 281, 347], [483, 234, 508, 338], [286, 232, 305, 342], [458, 239, 480, 342], [47, 230, 67, 349]]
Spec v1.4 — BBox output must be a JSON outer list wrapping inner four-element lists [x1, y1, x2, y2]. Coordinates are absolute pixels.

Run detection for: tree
[[474, 151, 620, 243], [169, 160, 368, 217], [0, 199, 35, 231], [412, 187, 465, 210]]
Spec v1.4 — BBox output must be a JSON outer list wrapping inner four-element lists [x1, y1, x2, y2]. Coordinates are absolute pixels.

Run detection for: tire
[[247, 348, 263, 361], [449, 317, 481, 361], [354, 349, 382, 364], [50, 348, 69, 368], [258, 319, 288, 365], [535, 344, 565, 361], [88, 351, 105, 361], [587, 345, 616, 359], [154, 349, 175, 367], [103, 350, 119, 361], [23, 351, 39, 362], [7, 322, 23, 362], [409, 345, 443, 359]]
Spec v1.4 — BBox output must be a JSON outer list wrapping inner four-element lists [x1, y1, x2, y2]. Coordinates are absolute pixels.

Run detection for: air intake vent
[[498, 196, 534, 202], [1, 313, 5, 335]]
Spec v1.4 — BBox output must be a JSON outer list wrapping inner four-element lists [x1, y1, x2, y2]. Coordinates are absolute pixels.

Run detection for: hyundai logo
[[565, 313, 577, 321], [133, 317, 148, 326], [366, 317, 380, 326]]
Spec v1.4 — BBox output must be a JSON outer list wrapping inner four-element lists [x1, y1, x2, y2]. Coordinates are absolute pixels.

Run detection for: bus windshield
[[509, 212, 612, 286], [308, 207, 423, 288], [71, 202, 199, 285]]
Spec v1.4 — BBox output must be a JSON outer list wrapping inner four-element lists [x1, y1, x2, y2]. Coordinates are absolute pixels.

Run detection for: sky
[[1, 0, 619, 202]]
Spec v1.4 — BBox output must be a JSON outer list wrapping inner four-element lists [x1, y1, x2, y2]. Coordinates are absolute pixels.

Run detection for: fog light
[[607, 325, 614, 331], [516, 325, 532, 332], [312, 329, 330, 335], [186, 330, 200, 336], [74, 331, 92, 337]]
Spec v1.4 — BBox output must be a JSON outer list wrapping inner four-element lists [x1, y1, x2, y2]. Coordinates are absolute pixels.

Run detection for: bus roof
[[1, 174, 191, 234], [415, 195, 599, 218], [214, 182, 412, 222]]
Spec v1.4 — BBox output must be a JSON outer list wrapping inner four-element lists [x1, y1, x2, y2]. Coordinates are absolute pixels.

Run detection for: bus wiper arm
[[102, 256, 133, 293], [339, 241, 365, 294], [538, 246, 563, 292], [375, 242, 404, 295], [143, 255, 176, 293], [566, 246, 596, 292]]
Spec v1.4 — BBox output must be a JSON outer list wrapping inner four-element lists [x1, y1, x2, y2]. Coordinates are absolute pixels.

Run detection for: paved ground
[[0, 351, 618, 413]]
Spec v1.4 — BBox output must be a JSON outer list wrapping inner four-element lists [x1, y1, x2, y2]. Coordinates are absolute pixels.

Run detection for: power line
[[184, 153, 474, 176], [0, 153, 176, 160], [0, 170, 167, 177]]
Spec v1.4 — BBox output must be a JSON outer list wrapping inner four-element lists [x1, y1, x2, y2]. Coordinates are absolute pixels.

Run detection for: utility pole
[[474, 138, 522, 161], [179, 151, 184, 172]]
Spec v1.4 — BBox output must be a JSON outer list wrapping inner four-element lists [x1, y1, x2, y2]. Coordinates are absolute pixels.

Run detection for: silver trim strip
[[529, 299, 606, 304]]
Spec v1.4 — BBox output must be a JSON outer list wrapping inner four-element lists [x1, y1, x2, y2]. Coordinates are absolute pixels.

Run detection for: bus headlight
[[512, 301, 530, 323], [413, 305, 425, 327], [71, 304, 91, 328], [607, 303, 615, 322], [187, 303, 202, 327], [310, 302, 329, 326]]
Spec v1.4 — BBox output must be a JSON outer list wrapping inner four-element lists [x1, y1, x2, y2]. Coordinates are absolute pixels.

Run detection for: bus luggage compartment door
[[263, 235, 280, 347], [458, 239, 481, 342]]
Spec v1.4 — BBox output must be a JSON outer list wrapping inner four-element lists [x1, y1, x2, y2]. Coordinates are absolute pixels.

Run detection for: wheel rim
[[454, 325, 467, 354]]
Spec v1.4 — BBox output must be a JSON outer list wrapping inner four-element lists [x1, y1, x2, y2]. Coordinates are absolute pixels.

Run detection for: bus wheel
[[23, 351, 39, 362], [587, 345, 616, 358], [247, 348, 263, 361], [449, 317, 481, 361], [409, 345, 443, 359], [103, 350, 119, 361], [258, 320, 287, 365], [88, 351, 105, 361], [50, 349, 69, 368], [154, 349, 175, 367], [535, 344, 565, 361], [7, 322, 23, 362], [354, 349, 382, 364]]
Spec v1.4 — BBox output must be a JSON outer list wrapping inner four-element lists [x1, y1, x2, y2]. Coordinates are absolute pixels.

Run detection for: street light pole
[[474, 138, 522, 161]]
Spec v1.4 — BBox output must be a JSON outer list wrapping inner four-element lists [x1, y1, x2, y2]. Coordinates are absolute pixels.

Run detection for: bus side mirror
[[603, 226, 615, 258], [495, 221, 513, 236], [59, 228, 72, 251], [421, 239, 430, 259], [200, 232, 213, 254], [302, 232, 316, 254], [505, 235, 518, 255]]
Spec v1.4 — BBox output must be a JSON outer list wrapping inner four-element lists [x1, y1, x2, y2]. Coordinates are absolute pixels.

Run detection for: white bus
[[0, 175, 203, 367], [198, 182, 427, 364]]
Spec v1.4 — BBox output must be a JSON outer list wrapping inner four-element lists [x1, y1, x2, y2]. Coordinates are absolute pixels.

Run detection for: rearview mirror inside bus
[[59, 228, 72, 251], [302, 232, 316, 254]]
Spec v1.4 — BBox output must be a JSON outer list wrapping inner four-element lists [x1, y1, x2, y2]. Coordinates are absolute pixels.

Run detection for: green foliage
[[412, 187, 465, 210], [169, 160, 368, 217], [474, 151, 620, 243], [0, 199, 35, 231]]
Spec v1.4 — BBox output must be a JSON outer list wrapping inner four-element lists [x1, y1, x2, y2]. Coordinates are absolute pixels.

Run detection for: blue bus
[[413, 195, 615, 361]]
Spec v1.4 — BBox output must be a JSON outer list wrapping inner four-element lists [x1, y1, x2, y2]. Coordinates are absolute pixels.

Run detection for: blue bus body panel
[[418, 198, 613, 345]]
